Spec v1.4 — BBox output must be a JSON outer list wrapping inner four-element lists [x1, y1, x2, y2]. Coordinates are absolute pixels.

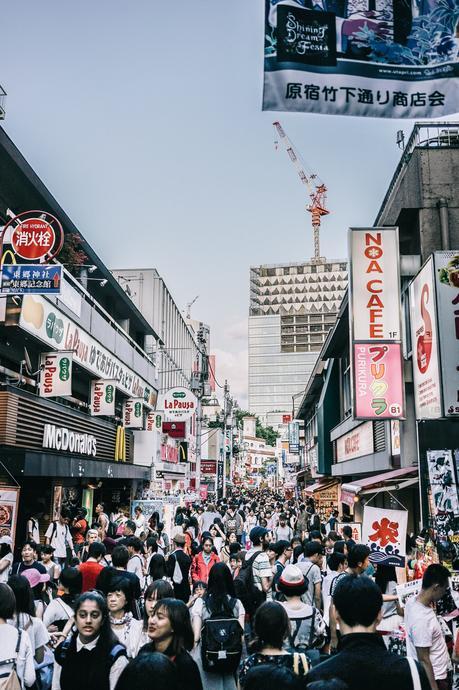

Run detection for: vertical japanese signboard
[[434, 252, 459, 417], [349, 227, 404, 420], [362, 505, 408, 567], [288, 421, 300, 454], [123, 398, 144, 429], [409, 257, 442, 419], [39, 352, 72, 398], [90, 380, 116, 416], [262, 1, 459, 119]]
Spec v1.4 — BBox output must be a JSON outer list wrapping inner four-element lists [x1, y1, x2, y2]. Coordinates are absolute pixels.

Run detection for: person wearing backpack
[[0, 583, 35, 689], [165, 534, 191, 603], [44, 511, 75, 568], [277, 565, 326, 665], [236, 527, 273, 619], [191, 562, 244, 690]]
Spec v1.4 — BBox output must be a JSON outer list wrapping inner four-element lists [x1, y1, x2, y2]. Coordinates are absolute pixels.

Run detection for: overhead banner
[[409, 257, 442, 419], [350, 228, 401, 342], [263, 1, 459, 118], [157, 387, 197, 421], [434, 252, 459, 417], [123, 398, 144, 428], [362, 505, 408, 567], [353, 342, 404, 419], [39, 352, 72, 398], [90, 380, 116, 416]]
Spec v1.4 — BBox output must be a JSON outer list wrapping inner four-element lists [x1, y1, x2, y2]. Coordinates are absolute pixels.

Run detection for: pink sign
[[353, 343, 405, 419], [199, 485, 208, 501]]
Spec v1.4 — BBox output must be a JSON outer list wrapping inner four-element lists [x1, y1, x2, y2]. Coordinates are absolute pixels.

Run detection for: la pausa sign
[[158, 387, 197, 421]]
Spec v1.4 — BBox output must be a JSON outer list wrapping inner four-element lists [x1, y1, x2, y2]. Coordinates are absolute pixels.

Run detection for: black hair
[[308, 681, 349, 690], [127, 537, 143, 553], [59, 567, 82, 606], [327, 531, 340, 543], [21, 540, 38, 554], [0, 583, 16, 619], [327, 552, 347, 572], [201, 535, 214, 546], [250, 601, 290, 652], [374, 564, 397, 594], [422, 563, 450, 590], [116, 653, 180, 690], [8, 574, 35, 616], [88, 542, 106, 559], [192, 580, 207, 594], [146, 537, 159, 554], [143, 581, 174, 631], [60, 507, 72, 520], [152, 598, 194, 655], [333, 540, 347, 554], [347, 544, 370, 569], [273, 540, 291, 557], [0, 543, 12, 559], [204, 562, 236, 616], [124, 520, 137, 533], [303, 541, 324, 558], [292, 544, 303, 564], [342, 525, 353, 539], [148, 554, 167, 581], [244, 664, 304, 690], [309, 530, 322, 541], [333, 575, 382, 627], [107, 576, 134, 614], [39, 544, 55, 556], [112, 545, 130, 568]]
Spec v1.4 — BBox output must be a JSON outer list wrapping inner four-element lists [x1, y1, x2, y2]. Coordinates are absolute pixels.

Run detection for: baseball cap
[[22, 568, 50, 589]]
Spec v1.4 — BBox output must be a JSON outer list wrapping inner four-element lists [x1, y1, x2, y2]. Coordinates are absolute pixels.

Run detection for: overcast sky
[[2, 0, 446, 407]]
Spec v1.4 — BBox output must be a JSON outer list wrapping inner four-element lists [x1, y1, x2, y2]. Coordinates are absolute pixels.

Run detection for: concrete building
[[248, 259, 347, 423]]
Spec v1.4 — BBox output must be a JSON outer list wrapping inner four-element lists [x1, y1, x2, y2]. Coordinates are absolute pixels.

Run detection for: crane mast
[[273, 121, 329, 263]]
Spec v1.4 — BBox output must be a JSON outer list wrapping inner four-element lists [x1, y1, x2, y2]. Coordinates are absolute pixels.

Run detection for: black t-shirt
[[12, 560, 47, 576]]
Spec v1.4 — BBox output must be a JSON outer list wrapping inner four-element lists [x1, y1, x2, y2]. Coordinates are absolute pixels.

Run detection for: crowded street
[[0, 2, 459, 690]]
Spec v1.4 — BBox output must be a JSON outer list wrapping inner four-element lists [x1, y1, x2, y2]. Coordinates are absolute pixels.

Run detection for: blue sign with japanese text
[[1, 264, 62, 294]]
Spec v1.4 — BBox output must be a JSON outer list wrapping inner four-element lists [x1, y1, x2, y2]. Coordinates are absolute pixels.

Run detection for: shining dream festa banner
[[263, 0, 459, 118], [362, 505, 408, 567]]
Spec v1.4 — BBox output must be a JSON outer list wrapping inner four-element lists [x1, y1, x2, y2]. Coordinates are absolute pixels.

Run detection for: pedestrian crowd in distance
[[0, 489, 457, 690]]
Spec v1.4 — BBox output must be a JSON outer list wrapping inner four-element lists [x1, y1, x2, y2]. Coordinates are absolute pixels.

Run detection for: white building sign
[[20, 295, 157, 405], [123, 398, 144, 428], [39, 352, 72, 398], [350, 228, 401, 341], [409, 257, 442, 419], [90, 380, 116, 416], [43, 424, 97, 456], [157, 387, 197, 421], [336, 421, 374, 462], [434, 252, 459, 416]]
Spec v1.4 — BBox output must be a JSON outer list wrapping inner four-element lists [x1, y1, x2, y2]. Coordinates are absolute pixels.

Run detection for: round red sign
[[11, 218, 56, 260]]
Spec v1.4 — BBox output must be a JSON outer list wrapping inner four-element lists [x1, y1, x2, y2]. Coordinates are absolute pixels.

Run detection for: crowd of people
[[0, 491, 457, 690]]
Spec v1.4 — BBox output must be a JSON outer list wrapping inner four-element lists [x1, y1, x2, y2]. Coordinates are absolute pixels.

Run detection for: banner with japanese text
[[39, 352, 72, 398], [263, 0, 459, 118], [362, 505, 408, 567]]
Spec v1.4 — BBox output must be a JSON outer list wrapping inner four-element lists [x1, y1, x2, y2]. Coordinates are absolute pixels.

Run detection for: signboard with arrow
[[1, 264, 62, 294]]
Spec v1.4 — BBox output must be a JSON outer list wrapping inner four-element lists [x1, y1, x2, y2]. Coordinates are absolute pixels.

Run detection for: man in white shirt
[[246, 526, 273, 612], [297, 541, 324, 610], [126, 537, 145, 589], [405, 563, 452, 690], [45, 510, 74, 566], [274, 514, 293, 542]]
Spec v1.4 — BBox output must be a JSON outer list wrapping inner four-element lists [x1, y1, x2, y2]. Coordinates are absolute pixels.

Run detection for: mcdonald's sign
[[114, 426, 126, 462], [178, 441, 188, 463]]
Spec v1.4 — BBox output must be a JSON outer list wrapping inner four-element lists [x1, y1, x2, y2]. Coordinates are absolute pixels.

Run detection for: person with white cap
[[0, 536, 13, 584], [276, 564, 326, 663]]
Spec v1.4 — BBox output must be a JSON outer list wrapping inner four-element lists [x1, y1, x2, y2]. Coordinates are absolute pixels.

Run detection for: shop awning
[[305, 479, 339, 495], [340, 466, 418, 506]]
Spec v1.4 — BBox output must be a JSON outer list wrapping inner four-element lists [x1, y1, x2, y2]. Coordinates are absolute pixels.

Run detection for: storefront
[[0, 386, 148, 546], [305, 479, 341, 523]]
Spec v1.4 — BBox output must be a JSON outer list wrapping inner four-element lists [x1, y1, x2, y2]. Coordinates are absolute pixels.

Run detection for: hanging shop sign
[[39, 352, 72, 398], [2, 211, 64, 263], [426, 450, 459, 519], [288, 420, 300, 454], [1, 264, 62, 295], [0, 487, 20, 546], [216, 458, 224, 499], [145, 411, 163, 432], [336, 421, 374, 462], [350, 228, 401, 341], [390, 420, 401, 457], [90, 380, 116, 416], [262, 1, 459, 119], [362, 505, 408, 567], [19, 295, 157, 404], [409, 257, 442, 419], [433, 252, 459, 416], [123, 398, 144, 428], [201, 460, 217, 475], [352, 343, 405, 419], [157, 387, 197, 421], [162, 421, 186, 439], [43, 424, 97, 457]]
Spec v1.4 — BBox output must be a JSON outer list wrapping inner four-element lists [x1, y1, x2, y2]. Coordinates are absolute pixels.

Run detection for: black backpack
[[234, 552, 265, 616], [201, 598, 243, 674]]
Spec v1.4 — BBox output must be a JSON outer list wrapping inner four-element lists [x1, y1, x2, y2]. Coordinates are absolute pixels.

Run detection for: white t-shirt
[[405, 596, 451, 680], [246, 548, 272, 592], [127, 554, 145, 588], [11, 614, 50, 653], [297, 560, 322, 606], [0, 623, 35, 688], [43, 598, 74, 629], [45, 522, 73, 559], [0, 552, 13, 583]]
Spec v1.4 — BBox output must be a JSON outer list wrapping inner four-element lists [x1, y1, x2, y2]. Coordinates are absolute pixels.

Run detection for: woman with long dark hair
[[138, 598, 202, 690], [138, 580, 175, 651], [8, 574, 50, 664], [53, 591, 128, 690], [191, 562, 244, 690], [148, 554, 168, 582], [107, 578, 143, 658]]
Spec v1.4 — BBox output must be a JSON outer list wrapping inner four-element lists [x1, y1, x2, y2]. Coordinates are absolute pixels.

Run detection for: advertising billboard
[[39, 352, 72, 398], [433, 252, 459, 417], [353, 343, 405, 419], [90, 380, 116, 416], [157, 387, 197, 422]]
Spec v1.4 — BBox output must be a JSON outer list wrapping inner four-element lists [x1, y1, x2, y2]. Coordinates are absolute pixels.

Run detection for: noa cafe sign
[[43, 424, 97, 457], [157, 387, 197, 421]]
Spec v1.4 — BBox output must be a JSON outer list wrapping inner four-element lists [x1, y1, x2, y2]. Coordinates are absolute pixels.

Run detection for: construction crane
[[186, 295, 199, 320], [273, 121, 329, 263]]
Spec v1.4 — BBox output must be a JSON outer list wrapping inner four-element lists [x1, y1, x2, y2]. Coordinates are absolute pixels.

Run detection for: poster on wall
[[427, 450, 459, 524], [409, 257, 442, 419], [39, 352, 72, 398], [0, 488, 20, 546], [362, 505, 408, 567], [433, 252, 459, 416], [131, 499, 164, 523], [262, 1, 459, 118]]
